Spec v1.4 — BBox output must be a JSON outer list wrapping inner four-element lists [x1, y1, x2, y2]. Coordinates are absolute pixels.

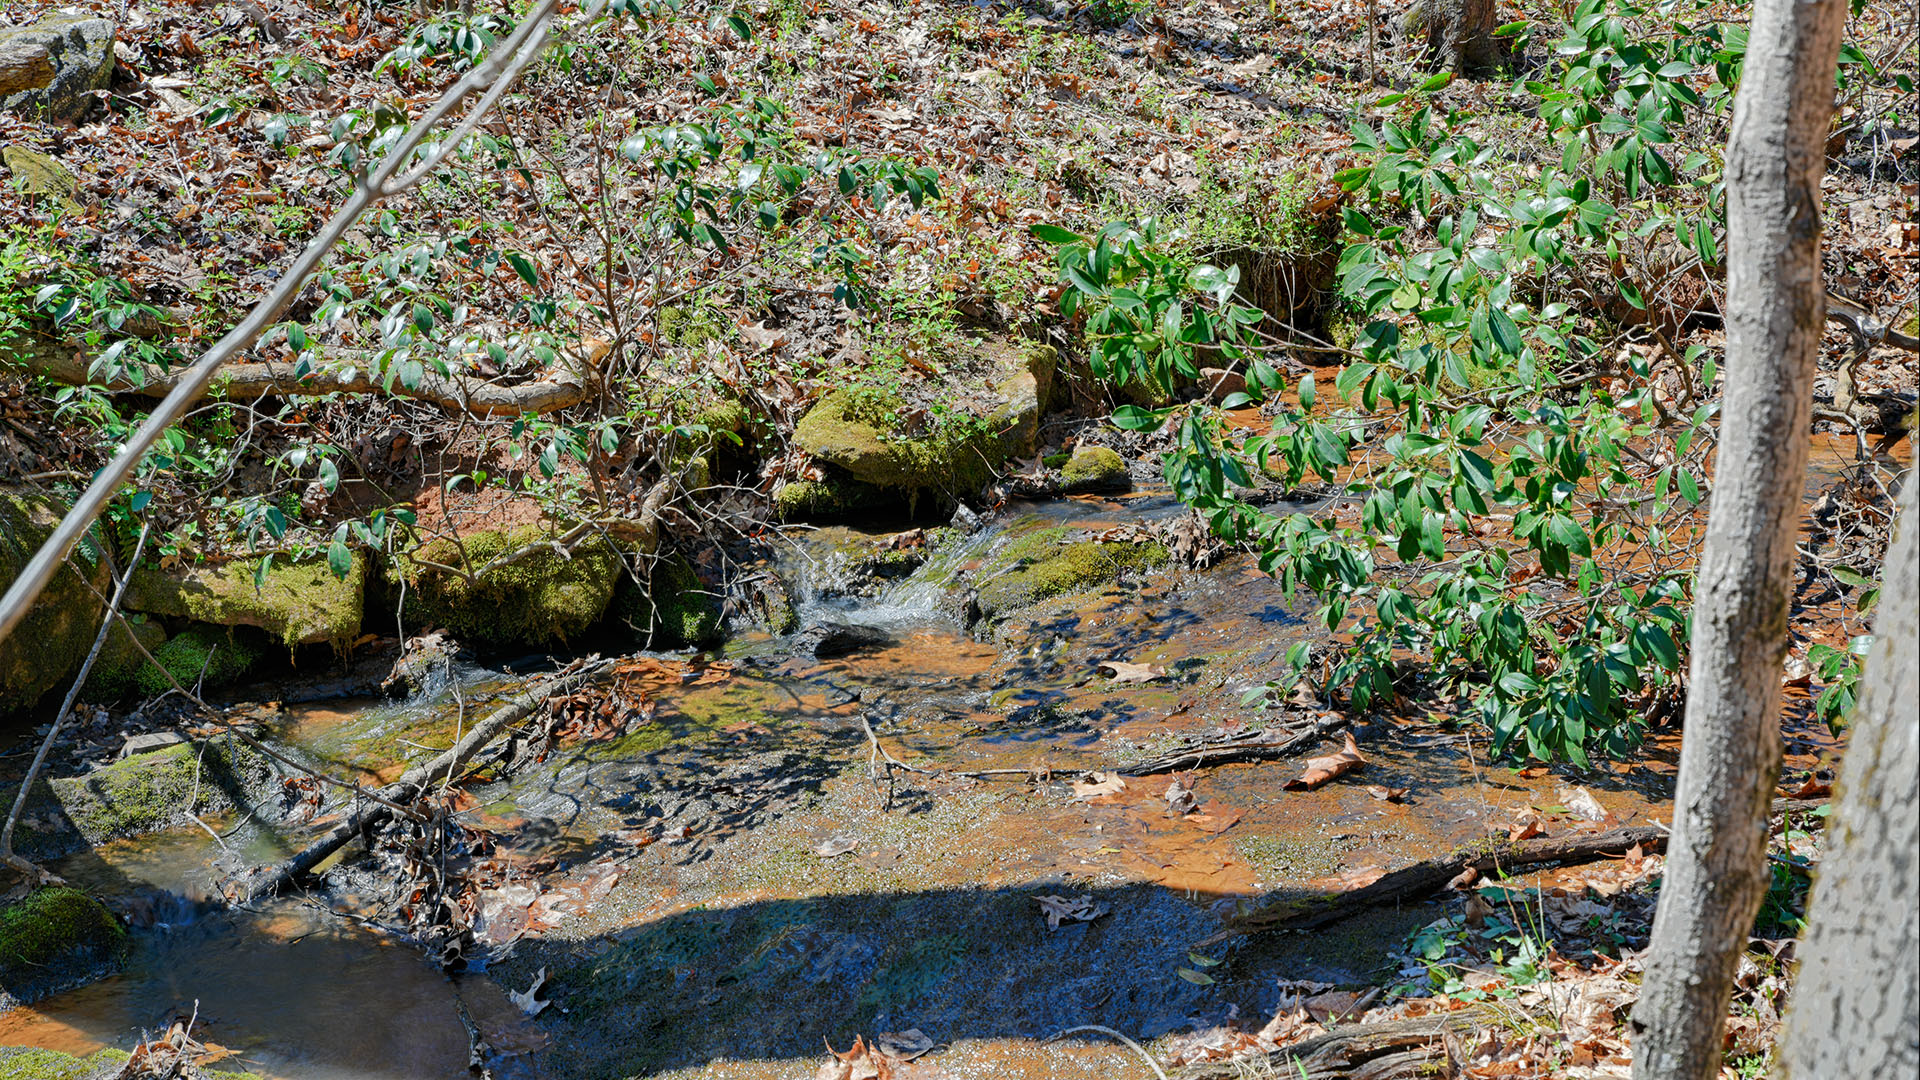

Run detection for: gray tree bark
[[1402, 0, 1505, 77], [1628, 0, 1846, 1073], [1774, 479, 1920, 1079]]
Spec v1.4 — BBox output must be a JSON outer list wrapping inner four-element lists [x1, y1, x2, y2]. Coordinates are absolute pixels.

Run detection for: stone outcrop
[[0, 489, 109, 716], [0, 13, 115, 123], [126, 553, 367, 650]]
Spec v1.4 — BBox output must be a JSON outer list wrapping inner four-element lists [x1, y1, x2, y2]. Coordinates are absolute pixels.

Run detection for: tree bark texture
[[1628, 0, 1845, 1073], [1402, 0, 1505, 76], [1774, 478, 1919, 1079]]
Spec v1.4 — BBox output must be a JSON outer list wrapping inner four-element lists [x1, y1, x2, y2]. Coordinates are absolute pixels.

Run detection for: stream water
[[0, 490, 1685, 1079]]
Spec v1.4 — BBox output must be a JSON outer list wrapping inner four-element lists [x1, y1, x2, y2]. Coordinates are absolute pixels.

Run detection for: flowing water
[[0, 491, 1684, 1078]]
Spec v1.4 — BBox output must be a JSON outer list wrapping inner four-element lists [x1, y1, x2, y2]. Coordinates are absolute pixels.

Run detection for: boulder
[[126, 552, 366, 650], [1059, 445, 1131, 494], [0, 13, 115, 123], [972, 526, 1169, 622], [0, 887, 123, 1007], [79, 614, 165, 701], [404, 526, 621, 648], [0, 489, 109, 716], [787, 339, 1057, 514], [608, 551, 723, 648], [793, 620, 893, 659]]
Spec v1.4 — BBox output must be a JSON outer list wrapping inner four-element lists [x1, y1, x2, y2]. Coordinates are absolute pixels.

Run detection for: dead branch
[[1122, 714, 1351, 775], [1202, 797, 1829, 946], [236, 657, 614, 903], [12, 338, 595, 418], [1171, 1010, 1496, 1079]]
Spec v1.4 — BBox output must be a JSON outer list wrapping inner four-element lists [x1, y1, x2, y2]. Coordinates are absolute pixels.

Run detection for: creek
[[0, 490, 1679, 1079]]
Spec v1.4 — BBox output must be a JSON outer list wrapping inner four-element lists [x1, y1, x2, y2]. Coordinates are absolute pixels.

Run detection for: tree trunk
[[1773, 479, 1919, 1079], [1402, 0, 1505, 77], [1628, 0, 1845, 1073]]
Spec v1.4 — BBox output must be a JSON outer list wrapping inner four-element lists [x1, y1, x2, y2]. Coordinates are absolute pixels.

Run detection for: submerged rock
[[0, 13, 116, 123], [404, 526, 621, 648], [972, 526, 1169, 622], [793, 620, 893, 659], [0, 886, 124, 1007], [0, 488, 110, 716]]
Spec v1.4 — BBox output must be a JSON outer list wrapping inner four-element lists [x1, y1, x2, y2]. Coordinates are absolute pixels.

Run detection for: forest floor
[[0, 0, 1915, 1076]]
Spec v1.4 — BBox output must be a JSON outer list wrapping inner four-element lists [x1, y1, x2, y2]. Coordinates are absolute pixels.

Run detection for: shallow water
[[0, 494, 1682, 1078]]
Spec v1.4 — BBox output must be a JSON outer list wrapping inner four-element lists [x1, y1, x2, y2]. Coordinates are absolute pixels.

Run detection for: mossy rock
[[0, 1047, 253, 1080], [0, 887, 123, 1004], [125, 552, 366, 650], [404, 526, 621, 648], [0, 146, 77, 200], [973, 527, 1169, 620], [786, 339, 1056, 517], [771, 474, 893, 522], [133, 626, 263, 697], [793, 388, 1004, 494], [0, 488, 110, 716], [1060, 445, 1131, 494], [609, 551, 722, 648], [24, 735, 272, 845], [80, 615, 166, 701]]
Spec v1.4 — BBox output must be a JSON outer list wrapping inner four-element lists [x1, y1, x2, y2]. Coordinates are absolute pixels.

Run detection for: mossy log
[[8, 335, 597, 417]]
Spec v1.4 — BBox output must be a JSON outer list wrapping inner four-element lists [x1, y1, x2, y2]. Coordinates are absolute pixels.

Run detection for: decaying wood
[[1123, 714, 1350, 775], [1203, 821, 1672, 946], [237, 657, 613, 902], [1172, 1009, 1495, 1079], [12, 336, 597, 417], [1204, 797, 1826, 946]]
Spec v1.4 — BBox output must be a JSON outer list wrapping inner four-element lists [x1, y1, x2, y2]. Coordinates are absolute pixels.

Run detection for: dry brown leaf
[[1070, 771, 1128, 799], [1558, 785, 1610, 822], [1098, 659, 1168, 683], [1509, 809, 1548, 841], [1364, 784, 1410, 803], [1184, 801, 1244, 834], [1283, 732, 1367, 790], [1783, 774, 1831, 798], [815, 836, 858, 858], [1036, 893, 1110, 930], [817, 1035, 894, 1080]]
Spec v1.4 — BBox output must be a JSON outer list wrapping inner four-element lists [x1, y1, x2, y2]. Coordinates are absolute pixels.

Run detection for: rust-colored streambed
[[0, 493, 1689, 1079]]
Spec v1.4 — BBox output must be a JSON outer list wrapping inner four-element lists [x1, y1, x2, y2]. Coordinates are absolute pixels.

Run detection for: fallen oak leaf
[[1783, 774, 1831, 798], [1070, 771, 1129, 800], [1036, 893, 1111, 930], [1283, 732, 1367, 790], [1508, 809, 1548, 841], [508, 966, 550, 1017], [1364, 785, 1410, 803], [1097, 659, 1169, 683]]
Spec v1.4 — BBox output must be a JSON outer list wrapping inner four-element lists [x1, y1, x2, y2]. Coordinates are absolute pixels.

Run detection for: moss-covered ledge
[[1, 488, 110, 715], [125, 552, 367, 650], [1, 735, 273, 858], [403, 525, 622, 648], [0, 886, 125, 1007]]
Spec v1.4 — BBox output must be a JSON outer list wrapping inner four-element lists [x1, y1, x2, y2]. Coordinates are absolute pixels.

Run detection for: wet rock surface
[[0, 493, 1683, 1078]]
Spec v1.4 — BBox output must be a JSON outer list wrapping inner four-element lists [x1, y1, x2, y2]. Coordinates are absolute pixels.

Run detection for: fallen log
[[1203, 796, 1828, 946], [8, 334, 600, 417], [1172, 1010, 1494, 1080], [236, 657, 613, 902], [1124, 714, 1349, 775]]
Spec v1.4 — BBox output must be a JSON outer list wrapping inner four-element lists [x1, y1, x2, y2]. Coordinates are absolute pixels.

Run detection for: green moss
[[655, 304, 730, 349], [794, 389, 1003, 495], [1059, 445, 1130, 493], [771, 475, 891, 522], [973, 527, 1169, 618], [610, 552, 722, 648], [35, 736, 270, 842], [0, 1048, 252, 1080], [404, 526, 621, 647], [126, 553, 366, 650], [0, 489, 109, 715], [134, 627, 261, 697], [80, 615, 166, 701], [0, 887, 122, 984]]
